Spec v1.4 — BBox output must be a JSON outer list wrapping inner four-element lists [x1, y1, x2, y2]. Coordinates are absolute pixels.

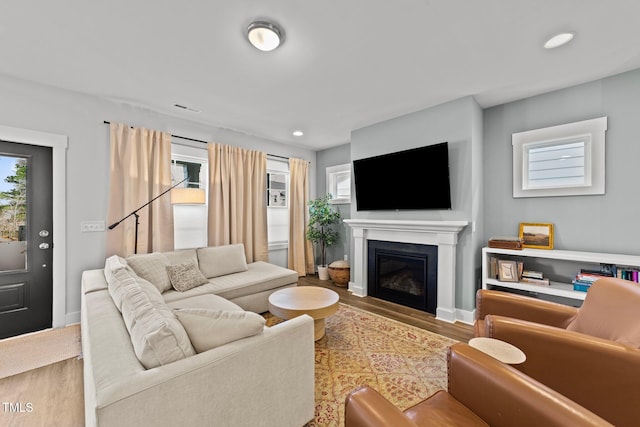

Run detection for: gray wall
[[315, 143, 351, 266], [483, 68, 640, 254], [350, 96, 484, 311], [0, 73, 316, 322]]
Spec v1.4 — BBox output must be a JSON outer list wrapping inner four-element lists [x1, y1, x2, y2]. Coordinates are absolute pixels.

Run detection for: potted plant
[[306, 194, 341, 280]]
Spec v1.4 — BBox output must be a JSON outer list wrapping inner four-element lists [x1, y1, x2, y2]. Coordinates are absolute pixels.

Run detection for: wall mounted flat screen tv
[[353, 142, 452, 211]]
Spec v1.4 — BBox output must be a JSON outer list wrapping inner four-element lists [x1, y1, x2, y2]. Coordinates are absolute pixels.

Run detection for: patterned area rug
[[265, 303, 457, 427]]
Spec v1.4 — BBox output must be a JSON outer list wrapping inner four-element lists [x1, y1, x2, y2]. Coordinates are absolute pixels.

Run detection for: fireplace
[[368, 240, 437, 314], [344, 219, 468, 322]]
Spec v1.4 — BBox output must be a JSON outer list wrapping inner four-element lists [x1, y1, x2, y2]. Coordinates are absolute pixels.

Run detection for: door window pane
[[0, 155, 27, 271]]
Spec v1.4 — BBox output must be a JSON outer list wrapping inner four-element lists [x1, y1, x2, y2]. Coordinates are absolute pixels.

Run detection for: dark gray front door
[[0, 140, 53, 339]]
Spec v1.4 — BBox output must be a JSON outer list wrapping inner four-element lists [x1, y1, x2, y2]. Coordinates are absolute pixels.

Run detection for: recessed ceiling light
[[247, 21, 283, 52], [292, 130, 304, 137], [544, 32, 575, 49]]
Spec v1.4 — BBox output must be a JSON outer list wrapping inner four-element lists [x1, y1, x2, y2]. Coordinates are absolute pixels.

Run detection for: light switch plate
[[81, 220, 105, 232]]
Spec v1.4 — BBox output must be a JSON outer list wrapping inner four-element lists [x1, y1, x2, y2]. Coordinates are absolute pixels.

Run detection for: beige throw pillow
[[126, 252, 172, 293], [173, 308, 265, 353], [166, 261, 209, 292], [197, 244, 248, 279]]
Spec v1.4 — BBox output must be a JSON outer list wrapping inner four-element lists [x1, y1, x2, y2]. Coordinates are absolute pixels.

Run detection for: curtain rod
[[103, 121, 292, 161]]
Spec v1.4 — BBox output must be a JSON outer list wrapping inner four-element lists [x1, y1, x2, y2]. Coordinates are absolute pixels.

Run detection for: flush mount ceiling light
[[292, 130, 304, 137], [544, 32, 575, 49], [247, 21, 283, 52]]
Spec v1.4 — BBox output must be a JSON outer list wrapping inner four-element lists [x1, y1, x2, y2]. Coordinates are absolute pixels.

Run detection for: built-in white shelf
[[482, 247, 640, 303]]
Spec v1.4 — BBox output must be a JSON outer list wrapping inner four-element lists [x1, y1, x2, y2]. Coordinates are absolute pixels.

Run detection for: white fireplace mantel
[[344, 219, 468, 323]]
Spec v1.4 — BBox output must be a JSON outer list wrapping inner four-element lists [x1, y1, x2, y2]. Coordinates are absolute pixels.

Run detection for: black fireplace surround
[[367, 240, 438, 314]]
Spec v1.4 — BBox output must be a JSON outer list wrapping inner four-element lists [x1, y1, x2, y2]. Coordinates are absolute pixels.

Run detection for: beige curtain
[[208, 143, 268, 263], [106, 123, 174, 257], [288, 157, 314, 276]]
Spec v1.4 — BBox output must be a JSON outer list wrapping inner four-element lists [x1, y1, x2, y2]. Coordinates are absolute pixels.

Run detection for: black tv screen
[[353, 142, 452, 211]]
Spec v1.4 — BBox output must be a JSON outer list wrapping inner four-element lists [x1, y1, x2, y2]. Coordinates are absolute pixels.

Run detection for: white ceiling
[[1, 1, 640, 150]]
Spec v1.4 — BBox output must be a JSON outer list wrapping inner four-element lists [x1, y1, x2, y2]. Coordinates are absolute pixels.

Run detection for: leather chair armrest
[[344, 386, 418, 427], [447, 343, 613, 427], [485, 315, 640, 427], [475, 289, 577, 330]]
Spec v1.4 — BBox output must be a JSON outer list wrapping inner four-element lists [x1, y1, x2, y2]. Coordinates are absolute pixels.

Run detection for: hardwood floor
[[0, 357, 84, 427], [0, 276, 473, 426], [298, 275, 474, 342]]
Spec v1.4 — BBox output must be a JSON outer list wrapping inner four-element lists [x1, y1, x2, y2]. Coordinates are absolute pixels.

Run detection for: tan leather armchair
[[476, 278, 640, 427], [344, 342, 612, 427], [475, 288, 578, 337]]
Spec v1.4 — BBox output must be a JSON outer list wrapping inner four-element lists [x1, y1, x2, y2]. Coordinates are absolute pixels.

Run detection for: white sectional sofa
[[81, 244, 315, 427]]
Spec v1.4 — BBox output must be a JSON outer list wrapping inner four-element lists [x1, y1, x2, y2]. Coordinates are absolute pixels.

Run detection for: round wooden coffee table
[[268, 286, 339, 341]]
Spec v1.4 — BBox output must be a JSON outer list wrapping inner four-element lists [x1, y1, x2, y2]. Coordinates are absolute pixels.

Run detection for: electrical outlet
[[81, 221, 105, 232], [344, 254, 348, 261]]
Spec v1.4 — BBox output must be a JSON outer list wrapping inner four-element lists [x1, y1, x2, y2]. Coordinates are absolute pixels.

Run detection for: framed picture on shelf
[[498, 260, 519, 282], [519, 223, 554, 249]]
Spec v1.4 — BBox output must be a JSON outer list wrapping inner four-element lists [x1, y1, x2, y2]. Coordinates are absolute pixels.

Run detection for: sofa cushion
[[566, 279, 640, 348], [173, 308, 265, 353], [164, 248, 198, 266], [197, 244, 248, 279], [104, 254, 128, 284], [126, 252, 172, 293], [107, 267, 164, 312], [120, 279, 195, 368], [166, 294, 244, 311], [166, 261, 209, 292], [162, 261, 298, 304]]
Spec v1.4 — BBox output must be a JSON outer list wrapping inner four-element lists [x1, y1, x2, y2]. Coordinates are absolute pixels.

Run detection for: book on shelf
[[522, 270, 544, 279], [574, 274, 604, 283], [573, 282, 591, 292], [517, 261, 523, 280], [520, 277, 550, 286], [488, 237, 524, 250], [490, 256, 498, 279], [570, 266, 617, 290], [616, 267, 640, 282]]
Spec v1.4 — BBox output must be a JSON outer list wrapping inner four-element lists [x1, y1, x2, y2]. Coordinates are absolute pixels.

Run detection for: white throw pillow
[[173, 308, 265, 353], [126, 252, 172, 293], [196, 244, 248, 279]]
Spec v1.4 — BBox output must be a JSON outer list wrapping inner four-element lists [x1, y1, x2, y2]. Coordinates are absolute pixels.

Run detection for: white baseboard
[[348, 281, 365, 297], [455, 308, 475, 325], [65, 311, 80, 326]]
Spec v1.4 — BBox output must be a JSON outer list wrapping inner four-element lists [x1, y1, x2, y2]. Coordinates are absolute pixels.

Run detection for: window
[[525, 138, 587, 189], [512, 117, 607, 198], [266, 159, 289, 246], [171, 146, 208, 249], [267, 172, 287, 207], [172, 160, 202, 188], [326, 163, 351, 204]]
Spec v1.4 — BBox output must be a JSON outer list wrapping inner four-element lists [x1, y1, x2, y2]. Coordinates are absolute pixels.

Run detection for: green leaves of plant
[[306, 194, 341, 266]]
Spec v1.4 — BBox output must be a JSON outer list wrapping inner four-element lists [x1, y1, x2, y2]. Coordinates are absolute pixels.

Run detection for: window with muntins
[[513, 117, 607, 198]]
